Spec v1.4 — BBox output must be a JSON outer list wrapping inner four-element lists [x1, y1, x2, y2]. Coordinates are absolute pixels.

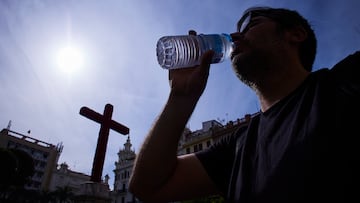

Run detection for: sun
[[56, 45, 85, 74]]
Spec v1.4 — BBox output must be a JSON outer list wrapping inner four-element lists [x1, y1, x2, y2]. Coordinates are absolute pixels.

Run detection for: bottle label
[[199, 34, 226, 63]]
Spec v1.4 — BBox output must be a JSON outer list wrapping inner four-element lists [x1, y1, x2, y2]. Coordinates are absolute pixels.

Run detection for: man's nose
[[230, 32, 242, 42]]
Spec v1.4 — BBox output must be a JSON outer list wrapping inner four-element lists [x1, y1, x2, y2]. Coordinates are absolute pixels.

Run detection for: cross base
[[74, 181, 111, 203]]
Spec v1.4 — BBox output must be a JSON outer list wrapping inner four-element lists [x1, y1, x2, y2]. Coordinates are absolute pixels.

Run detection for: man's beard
[[231, 49, 272, 89]]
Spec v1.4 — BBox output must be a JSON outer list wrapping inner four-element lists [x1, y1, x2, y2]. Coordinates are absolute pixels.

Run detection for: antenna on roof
[[6, 120, 11, 130]]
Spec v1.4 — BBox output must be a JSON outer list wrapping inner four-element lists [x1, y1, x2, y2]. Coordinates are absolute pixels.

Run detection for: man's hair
[[238, 7, 317, 71]]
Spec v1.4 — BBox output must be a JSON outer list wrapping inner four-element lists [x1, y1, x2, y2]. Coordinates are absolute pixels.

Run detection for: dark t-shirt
[[196, 51, 360, 203]]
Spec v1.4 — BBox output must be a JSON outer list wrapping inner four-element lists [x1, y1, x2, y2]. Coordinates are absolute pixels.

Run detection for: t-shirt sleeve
[[195, 127, 246, 195]]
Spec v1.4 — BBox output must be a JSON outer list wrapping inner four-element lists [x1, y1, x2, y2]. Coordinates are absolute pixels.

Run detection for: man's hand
[[168, 30, 214, 99]]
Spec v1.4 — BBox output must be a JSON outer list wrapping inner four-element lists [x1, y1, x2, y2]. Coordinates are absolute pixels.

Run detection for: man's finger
[[199, 50, 214, 75], [188, 30, 197, 35]]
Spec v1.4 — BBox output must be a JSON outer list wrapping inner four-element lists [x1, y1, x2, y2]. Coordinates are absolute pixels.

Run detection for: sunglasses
[[237, 7, 273, 33]]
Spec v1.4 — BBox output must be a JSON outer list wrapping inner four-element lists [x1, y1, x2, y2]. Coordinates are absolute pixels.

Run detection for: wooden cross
[[80, 103, 129, 183]]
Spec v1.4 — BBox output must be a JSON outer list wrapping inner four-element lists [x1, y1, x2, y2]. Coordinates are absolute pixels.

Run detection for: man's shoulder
[[310, 51, 360, 82], [330, 50, 360, 76]]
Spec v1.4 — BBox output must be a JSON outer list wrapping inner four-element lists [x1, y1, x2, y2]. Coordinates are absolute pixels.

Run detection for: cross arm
[[80, 106, 103, 123], [79, 106, 129, 135]]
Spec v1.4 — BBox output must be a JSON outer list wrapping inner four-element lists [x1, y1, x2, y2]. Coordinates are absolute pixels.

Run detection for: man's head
[[236, 7, 317, 72]]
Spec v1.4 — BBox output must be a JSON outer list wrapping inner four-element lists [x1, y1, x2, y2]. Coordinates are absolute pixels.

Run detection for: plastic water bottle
[[156, 33, 233, 69]]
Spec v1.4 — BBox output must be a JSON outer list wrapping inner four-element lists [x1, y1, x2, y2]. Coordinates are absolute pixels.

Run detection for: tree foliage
[[0, 147, 35, 202]]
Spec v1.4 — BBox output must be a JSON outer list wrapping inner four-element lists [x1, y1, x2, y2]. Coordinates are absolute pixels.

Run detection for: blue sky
[[1, 0, 359, 189]]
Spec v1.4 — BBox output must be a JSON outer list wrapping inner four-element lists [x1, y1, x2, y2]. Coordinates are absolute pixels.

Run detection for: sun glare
[[56, 46, 85, 74]]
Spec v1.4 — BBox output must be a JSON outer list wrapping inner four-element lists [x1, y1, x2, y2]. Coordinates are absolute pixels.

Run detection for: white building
[[111, 136, 139, 203], [49, 162, 91, 194]]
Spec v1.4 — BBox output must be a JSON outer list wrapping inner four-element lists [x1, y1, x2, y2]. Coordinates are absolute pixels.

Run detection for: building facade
[[178, 114, 254, 156], [111, 136, 138, 203], [49, 162, 91, 194], [0, 128, 63, 191]]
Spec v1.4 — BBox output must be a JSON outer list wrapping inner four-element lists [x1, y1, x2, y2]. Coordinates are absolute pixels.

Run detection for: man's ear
[[287, 25, 307, 43]]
